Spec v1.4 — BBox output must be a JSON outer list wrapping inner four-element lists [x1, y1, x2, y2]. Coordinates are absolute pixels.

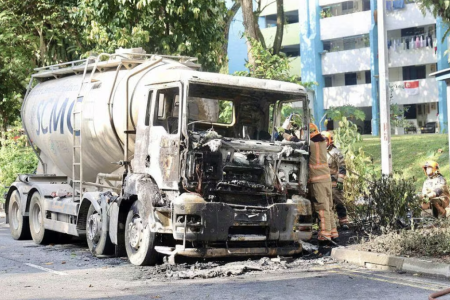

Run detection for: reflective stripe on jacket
[[309, 140, 331, 183]]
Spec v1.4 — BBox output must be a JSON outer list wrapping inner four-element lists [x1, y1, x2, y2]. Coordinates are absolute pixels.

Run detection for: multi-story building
[[228, 0, 449, 134]]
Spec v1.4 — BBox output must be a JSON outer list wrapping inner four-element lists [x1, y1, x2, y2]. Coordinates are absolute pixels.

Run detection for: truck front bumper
[[172, 199, 312, 243]]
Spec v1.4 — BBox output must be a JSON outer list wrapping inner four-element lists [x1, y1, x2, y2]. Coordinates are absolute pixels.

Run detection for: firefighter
[[308, 124, 338, 244], [322, 131, 349, 230], [282, 123, 338, 245], [420, 161, 450, 218]]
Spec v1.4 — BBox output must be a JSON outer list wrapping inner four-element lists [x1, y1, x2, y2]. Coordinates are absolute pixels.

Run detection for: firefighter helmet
[[321, 131, 333, 146], [422, 160, 439, 175], [310, 123, 320, 139]]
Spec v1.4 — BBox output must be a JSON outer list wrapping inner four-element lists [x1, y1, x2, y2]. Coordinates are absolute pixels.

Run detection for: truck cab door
[[145, 83, 183, 190]]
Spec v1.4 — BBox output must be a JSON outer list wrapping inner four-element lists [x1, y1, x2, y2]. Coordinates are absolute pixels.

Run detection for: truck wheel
[[125, 201, 158, 266], [86, 203, 114, 256], [29, 191, 56, 244], [8, 190, 31, 240]]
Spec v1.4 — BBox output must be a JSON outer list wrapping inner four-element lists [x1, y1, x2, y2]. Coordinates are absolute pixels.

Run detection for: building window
[[345, 73, 357, 86], [324, 76, 333, 87], [281, 47, 300, 57], [363, 0, 371, 11], [342, 1, 354, 14], [404, 105, 417, 119], [402, 65, 426, 80], [365, 71, 371, 84], [343, 37, 356, 50], [285, 11, 299, 24], [323, 41, 331, 52], [401, 26, 425, 38]]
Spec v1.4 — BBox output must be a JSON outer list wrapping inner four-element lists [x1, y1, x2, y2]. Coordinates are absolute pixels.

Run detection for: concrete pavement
[[332, 247, 450, 279], [0, 214, 448, 300]]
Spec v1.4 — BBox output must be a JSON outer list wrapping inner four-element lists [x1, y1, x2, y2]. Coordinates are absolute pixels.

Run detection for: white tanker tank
[[23, 51, 198, 182]]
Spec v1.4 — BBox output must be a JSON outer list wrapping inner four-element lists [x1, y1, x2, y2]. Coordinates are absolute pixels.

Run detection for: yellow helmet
[[321, 131, 333, 146], [310, 123, 319, 139], [422, 160, 439, 175]]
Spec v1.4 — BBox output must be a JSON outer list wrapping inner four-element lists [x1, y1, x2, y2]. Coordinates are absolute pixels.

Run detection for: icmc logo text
[[35, 97, 82, 136]]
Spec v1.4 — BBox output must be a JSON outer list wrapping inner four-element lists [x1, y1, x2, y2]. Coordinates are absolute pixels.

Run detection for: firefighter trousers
[[311, 181, 338, 240]]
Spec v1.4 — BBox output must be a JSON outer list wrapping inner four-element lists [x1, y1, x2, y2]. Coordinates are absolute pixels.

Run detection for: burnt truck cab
[[130, 69, 312, 260]]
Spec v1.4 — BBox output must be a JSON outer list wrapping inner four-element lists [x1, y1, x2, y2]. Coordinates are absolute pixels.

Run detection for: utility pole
[[377, 0, 392, 175]]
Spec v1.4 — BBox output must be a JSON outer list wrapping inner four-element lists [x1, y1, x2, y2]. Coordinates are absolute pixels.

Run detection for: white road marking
[[25, 263, 68, 276]]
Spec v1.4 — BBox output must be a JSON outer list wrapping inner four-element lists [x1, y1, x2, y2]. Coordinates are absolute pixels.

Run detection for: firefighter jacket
[[327, 145, 346, 182], [422, 174, 450, 201], [309, 140, 331, 183]]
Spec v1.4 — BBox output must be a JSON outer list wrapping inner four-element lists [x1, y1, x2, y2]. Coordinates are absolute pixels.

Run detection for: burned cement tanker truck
[[5, 48, 313, 265]]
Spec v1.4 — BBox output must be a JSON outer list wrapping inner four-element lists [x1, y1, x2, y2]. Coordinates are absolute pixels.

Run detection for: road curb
[[331, 248, 450, 279]]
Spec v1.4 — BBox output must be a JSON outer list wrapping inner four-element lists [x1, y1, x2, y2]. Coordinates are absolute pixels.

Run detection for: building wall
[[322, 48, 371, 75], [386, 3, 436, 31], [226, 0, 447, 134], [320, 11, 371, 40]]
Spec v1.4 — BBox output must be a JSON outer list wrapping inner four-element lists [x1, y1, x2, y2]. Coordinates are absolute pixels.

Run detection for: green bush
[[0, 126, 38, 201], [334, 118, 420, 233]]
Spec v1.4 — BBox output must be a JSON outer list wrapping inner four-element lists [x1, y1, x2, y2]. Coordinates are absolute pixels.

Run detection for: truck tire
[[29, 191, 56, 244], [125, 201, 158, 266], [86, 203, 114, 256], [8, 190, 31, 240]]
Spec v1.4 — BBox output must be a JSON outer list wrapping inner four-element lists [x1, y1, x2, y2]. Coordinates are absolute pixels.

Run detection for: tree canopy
[[417, 0, 450, 40], [0, 0, 231, 131]]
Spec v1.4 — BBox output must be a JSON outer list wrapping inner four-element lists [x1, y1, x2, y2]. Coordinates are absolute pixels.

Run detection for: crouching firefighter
[[308, 124, 338, 244], [420, 161, 450, 218], [322, 131, 349, 229]]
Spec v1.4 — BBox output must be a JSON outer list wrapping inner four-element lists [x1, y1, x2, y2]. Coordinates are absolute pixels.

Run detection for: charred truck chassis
[[5, 53, 313, 266]]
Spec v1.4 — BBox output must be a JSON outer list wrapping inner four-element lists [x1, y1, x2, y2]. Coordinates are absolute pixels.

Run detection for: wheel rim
[[87, 213, 101, 244], [10, 201, 20, 230], [128, 216, 143, 251], [31, 200, 42, 234]]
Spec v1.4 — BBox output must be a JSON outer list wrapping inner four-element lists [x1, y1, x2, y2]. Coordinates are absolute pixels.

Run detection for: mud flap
[[109, 202, 120, 245]]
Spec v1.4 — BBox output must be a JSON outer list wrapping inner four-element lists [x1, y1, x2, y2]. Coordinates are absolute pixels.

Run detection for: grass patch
[[354, 134, 449, 191]]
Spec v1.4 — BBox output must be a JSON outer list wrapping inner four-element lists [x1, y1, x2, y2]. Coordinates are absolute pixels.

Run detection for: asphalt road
[[0, 212, 449, 300]]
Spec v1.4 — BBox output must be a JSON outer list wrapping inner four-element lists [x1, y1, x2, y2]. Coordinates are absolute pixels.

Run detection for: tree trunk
[[256, 26, 266, 49], [240, 0, 259, 68], [272, 0, 284, 55], [36, 26, 46, 67], [221, 1, 242, 73]]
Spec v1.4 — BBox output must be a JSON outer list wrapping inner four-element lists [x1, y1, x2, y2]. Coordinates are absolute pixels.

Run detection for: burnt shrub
[[346, 173, 421, 234]]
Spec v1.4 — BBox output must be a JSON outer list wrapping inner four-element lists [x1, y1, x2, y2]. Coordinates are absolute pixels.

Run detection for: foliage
[[333, 117, 362, 154], [0, 0, 80, 131], [333, 117, 371, 206], [218, 100, 233, 124], [416, 0, 450, 41], [390, 103, 410, 129], [350, 174, 420, 233], [71, 0, 228, 71], [326, 105, 366, 123], [234, 38, 315, 88], [0, 126, 38, 199], [320, 9, 332, 19], [0, 0, 231, 132]]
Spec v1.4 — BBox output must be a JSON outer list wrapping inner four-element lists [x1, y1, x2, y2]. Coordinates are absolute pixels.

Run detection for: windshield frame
[[184, 81, 309, 140], [272, 98, 310, 143]]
